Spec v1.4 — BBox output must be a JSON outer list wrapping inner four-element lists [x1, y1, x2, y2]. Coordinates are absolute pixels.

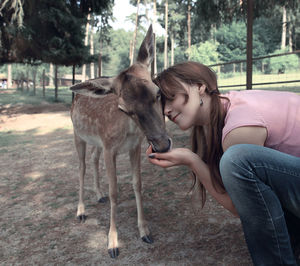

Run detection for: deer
[[70, 25, 171, 258]]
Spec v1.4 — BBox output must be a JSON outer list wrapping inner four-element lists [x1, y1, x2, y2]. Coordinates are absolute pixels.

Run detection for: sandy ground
[[0, 102, 252, 265]]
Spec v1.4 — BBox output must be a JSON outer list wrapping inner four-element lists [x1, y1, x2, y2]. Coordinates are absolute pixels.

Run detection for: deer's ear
[[136, 24, 154, 68], [70, 77, 115, 98]]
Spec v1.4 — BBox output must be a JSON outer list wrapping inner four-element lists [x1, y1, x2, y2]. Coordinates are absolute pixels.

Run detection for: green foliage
[[269, 49, 300, 73], [100, 29, 132, 76], [0, 0, 113, 65], [188, 40, 219, 65], [216, 22, 247, 62]]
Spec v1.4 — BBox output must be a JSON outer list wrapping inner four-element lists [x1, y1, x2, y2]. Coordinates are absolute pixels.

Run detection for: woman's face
[[163, 83, 209, 130]]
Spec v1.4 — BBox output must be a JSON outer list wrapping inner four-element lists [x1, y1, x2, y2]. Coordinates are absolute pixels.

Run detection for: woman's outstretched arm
[[147, 146, 239, 217]]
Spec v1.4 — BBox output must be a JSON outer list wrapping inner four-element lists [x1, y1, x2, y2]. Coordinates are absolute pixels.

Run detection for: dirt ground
[[0, 101, 252, 265]]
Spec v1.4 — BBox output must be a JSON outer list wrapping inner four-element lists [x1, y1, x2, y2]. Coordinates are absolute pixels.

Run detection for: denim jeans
[[220, 144, 300, 266]]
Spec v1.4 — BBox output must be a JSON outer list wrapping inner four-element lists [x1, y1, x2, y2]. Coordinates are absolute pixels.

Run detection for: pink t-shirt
[[221, 90, 300, 157]]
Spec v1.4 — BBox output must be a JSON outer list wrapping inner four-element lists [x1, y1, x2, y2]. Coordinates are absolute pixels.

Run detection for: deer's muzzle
[[150, 137, 172, 153]]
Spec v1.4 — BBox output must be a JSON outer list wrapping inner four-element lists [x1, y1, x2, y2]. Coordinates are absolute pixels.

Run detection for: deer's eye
[[118, 105, 135, 116]]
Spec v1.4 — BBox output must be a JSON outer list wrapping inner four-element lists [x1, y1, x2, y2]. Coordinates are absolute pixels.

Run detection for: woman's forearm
[[189, 155, 239, 217]]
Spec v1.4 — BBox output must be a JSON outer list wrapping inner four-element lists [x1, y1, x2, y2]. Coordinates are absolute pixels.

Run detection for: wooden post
[[7, 64, 12, 89], [246, 0, 253, 90], [33, 69, 36, 96], [54, 64, 58, 101], [72, 65, 75, 102], [98, 53, 102, 77], [42, 69, 45, 97]]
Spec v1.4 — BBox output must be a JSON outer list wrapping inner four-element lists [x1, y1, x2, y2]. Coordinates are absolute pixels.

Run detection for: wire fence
[[209, 50, 300, 91], [1, 50, 300, 101]]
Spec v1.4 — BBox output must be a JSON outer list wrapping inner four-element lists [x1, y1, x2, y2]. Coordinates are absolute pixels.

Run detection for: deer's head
[[70, 25, 171, 153]]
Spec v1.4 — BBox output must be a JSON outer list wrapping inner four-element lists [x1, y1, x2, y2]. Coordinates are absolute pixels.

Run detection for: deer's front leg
[[129, 144, 153, 244], [104, 149, 119, 258]]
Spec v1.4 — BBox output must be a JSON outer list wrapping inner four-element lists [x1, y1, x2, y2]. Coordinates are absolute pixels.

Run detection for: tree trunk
[[288, 11, 293, 52], [144, 0, 149, 23], [153, 0, 157, 75], [130, 0, 140, 65], [82, 13, 91, 81], [49, 63, 54, 87], [7, 64, 12, 89], [187, 0, 191, 60], [164, 0, 168, 69], [90, 30, 95, 79], [281, 5, 287, 50], [98, 53, 102, 77], [170, 31, 174, 66], [54, 64, 58, 101], [90, 17, 95, 79], [98, 38, 103, 77], [129, 40, 133, 64]]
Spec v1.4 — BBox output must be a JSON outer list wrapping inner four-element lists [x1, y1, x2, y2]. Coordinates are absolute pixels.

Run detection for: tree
[[189, 40, 218, 65], [0, 0, 113, 65]]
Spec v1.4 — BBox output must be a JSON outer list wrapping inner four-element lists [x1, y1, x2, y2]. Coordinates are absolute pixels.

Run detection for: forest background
[[0, 0, 299, 95]]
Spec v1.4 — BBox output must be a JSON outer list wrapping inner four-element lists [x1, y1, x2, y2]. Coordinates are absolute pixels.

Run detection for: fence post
[[54, 64, 58, 101], [246, 0, 253, 90], [42, 69, 45, 97], [72, 65, 75, 102]]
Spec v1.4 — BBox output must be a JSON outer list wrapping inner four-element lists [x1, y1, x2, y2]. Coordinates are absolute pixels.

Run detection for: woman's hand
[[146, 145, 198, 168]]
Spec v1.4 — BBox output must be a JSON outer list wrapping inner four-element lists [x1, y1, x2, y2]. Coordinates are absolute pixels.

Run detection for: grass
[[218, 71, 300, 92], [0, 131, 33, 147], [0, 87, 72, 106]]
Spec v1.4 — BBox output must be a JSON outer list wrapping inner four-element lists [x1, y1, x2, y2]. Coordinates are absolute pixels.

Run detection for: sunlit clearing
[[25, 171, 44, 180]]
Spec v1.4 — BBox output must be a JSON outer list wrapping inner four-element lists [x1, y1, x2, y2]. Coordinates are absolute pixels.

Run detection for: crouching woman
[[147, 61, 300, 265]]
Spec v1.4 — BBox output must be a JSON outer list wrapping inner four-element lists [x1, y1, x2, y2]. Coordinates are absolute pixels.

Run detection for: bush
[[269, 49, 299, 74]]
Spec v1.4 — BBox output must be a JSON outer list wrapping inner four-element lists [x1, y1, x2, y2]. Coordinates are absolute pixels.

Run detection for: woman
[[147, 61, 300, 265]]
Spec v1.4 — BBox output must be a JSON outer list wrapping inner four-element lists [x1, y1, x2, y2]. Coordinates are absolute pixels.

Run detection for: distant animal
[[278, 66, 285, 74], [70, 25, 171, 258]]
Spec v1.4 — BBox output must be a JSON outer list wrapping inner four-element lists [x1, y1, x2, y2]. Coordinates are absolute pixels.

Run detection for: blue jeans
[[220, 144, 300, 266]]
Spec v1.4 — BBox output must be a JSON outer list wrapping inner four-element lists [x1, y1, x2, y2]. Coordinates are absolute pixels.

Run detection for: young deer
[[70, 25, 171, 258]]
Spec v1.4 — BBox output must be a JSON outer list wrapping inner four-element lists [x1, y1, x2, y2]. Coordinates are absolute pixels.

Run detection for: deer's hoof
[[108, 247, 119, 258], [77, 214, 87, 223], [142, 234, 153, 244], [98, 196, 109, 203]]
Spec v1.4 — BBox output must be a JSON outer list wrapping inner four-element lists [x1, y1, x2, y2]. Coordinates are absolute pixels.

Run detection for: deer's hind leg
[[74, 133, 87, 222], [129, 144, 153, 244], [91, 146, 108, 203]]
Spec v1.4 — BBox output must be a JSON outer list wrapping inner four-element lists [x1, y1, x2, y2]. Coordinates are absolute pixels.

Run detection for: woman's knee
[[220, 144, 255, 187]]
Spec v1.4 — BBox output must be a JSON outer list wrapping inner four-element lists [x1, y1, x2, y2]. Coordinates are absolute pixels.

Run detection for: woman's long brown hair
[[154, 61, 228, 207]]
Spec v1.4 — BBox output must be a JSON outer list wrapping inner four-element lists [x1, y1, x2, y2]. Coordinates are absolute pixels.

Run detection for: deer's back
[[71, 94, 143, 152]]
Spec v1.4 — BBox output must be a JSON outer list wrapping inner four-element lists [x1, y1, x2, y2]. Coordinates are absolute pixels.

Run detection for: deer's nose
[[150, 137, 172, 153]]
